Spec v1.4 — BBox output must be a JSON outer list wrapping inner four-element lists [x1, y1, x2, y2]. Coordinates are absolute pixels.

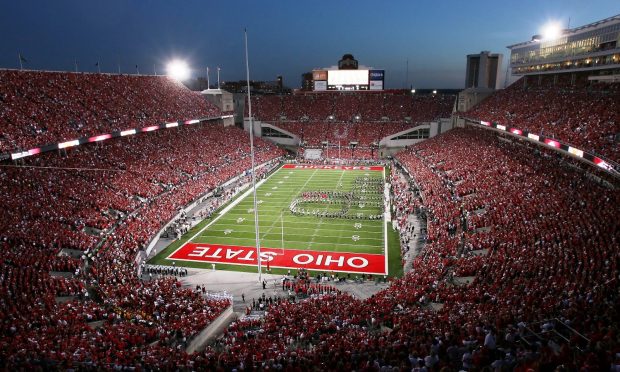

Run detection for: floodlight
[[166, 59, 190, 81], [411, 89, 416, 93], [432, 90, 437, 94], [541, 21, 563, 41]]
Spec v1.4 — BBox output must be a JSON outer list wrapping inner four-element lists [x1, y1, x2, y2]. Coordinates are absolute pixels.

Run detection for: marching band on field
[[288, 177, 385, 220]]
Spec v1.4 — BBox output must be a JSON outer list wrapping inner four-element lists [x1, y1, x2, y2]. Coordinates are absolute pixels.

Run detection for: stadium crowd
[[249, 91, 454, 155], [250, 91, 454, 123], [466, 75, 620, 162], [1, 69, 619, 370], [278, 121, 422, 148], [0, 70, 221, 153], [194, 127, 619, 370], [0, 123, 284, 367], [0, 70, 286, 367]]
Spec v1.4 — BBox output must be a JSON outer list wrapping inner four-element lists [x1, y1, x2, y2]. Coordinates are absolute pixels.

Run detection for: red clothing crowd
[[1, 70, 618, 370], [466, 76, 620, 162], [249, 92, 455, 159], [250, 91, 454, 123], [0, 70, 221, 153], [0, 72, 285, 368]]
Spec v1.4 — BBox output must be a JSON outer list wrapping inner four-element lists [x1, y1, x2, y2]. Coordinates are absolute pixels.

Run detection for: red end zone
[[168, 243, 387, 275], [282, 164, 383, 171]]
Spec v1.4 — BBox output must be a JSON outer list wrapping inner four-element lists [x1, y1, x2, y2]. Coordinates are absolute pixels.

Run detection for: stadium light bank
[[532, 20, 565, 42], [167, 59, 190, 81]]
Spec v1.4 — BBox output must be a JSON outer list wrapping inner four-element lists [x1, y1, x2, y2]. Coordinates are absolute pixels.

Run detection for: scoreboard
[[313, 69, 384, 91]]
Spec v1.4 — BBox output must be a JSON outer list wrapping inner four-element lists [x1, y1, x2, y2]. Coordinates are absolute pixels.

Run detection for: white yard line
[[296, 168, 320, 196], [213, 220, 383, 229], [292, 169, 322, 249], [384, 166, 389, 275], [307, 170, 347, 250], [165, 164, 284, 259], [219, 178, 266, 216], [257, 168, 320, 244], [206, 224, 384, 234], [200, 237, 383, 248]]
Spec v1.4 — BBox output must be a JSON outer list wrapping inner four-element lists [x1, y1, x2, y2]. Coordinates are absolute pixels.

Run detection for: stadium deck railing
[[2, 115, 228, 162], [459, 116, 620, 179]]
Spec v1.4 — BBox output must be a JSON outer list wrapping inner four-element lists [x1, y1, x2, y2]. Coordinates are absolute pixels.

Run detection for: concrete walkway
[[169, 268, 389, 313]]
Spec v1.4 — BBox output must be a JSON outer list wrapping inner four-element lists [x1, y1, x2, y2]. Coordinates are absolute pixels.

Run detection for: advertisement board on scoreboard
[[314, 80, 327, 91], [369, 70, 385, 81], [312, 70, 328, 81], [369, 80, 383, 90]]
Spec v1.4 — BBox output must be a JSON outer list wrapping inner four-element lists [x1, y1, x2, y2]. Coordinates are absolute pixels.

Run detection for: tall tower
[[465, 51, 503, 89]]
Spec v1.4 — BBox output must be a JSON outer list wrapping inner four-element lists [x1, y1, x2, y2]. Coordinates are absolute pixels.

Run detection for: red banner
[[168, 243, 387, 275], [282, 164, 383, 171]]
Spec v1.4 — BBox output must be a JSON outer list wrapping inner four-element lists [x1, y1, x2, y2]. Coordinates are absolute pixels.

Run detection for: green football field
[[149, 164, 403, 277]]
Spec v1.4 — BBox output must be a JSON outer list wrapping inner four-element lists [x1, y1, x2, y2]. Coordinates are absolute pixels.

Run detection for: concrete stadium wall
[[378, 123, 433, 148], [243, 119, 301, 146], [259, 123, 301, 146], [186, 304, 235, 353], [378, 118, 453, 157], [243, 117, 262, 136]]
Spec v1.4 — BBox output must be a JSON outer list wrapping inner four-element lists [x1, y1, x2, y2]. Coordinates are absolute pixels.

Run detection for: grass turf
[[149, 164, 404, 277]]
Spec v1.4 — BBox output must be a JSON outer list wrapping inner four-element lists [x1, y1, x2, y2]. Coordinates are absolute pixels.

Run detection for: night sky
[[1, 0, 618, 89]]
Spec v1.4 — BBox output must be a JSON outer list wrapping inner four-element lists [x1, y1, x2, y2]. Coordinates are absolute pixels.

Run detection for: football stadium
[[1, 2, 619, 370]]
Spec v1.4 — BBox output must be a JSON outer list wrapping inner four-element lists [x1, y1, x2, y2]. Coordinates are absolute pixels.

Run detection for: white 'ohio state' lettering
[[225, 249, 244, 259], [188, 246, 223, 258], [188, 247, 210, 257], [259, 252, 277, 262], [347, 257, 369, 268], [324, 255, 345, 267], [292, 254, 368, 268], [189, 247, 276, 262], [293, 253, 313, 265]]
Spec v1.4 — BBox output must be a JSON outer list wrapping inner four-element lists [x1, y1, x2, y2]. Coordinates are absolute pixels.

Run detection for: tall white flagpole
[[245, 29, 262, 282], [281, 211, 284, 249], [207, 67, 210, 89], [217, 67, 221, 89]]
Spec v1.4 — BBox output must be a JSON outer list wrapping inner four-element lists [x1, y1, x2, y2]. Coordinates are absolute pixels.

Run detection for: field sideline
[[149, 164, 404, 277]]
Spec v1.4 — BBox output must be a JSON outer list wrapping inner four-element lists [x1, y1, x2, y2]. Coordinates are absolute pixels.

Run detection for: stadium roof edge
[[506, 14, 620, 49], [0, 67, 164, 78]]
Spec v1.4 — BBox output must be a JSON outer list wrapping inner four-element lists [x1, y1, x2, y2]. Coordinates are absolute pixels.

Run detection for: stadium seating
[[250, 95, 282, 121], [1, 70, 618, 370], [249, 91, 454, 123], [0, 124, 283, 252], [0, 119, 284, 368], [247, 92, 454, 149], [0, 70, 221, 153], [466, 77, 620, 162]]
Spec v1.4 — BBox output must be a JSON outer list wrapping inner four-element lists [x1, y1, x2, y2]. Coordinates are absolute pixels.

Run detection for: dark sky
[[1, 0, 618, 89]]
